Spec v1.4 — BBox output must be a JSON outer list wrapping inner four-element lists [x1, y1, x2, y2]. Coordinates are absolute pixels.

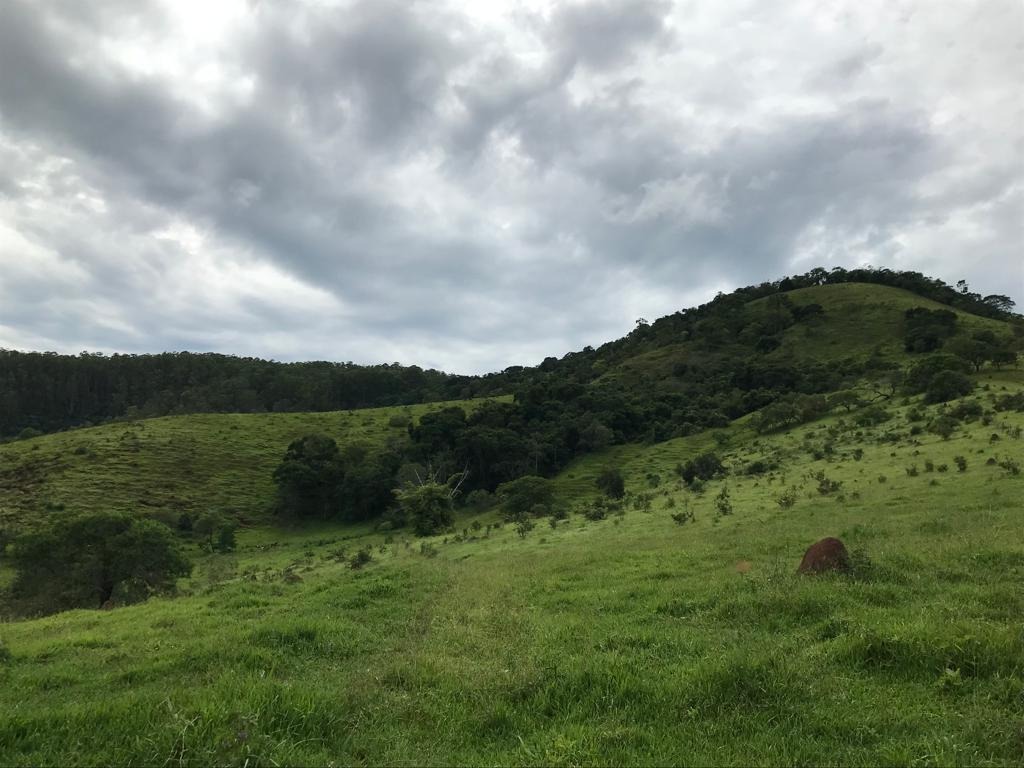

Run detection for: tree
[[905, 354, 972, 393], [924, 370, 974, 404], [9, 513, 191, 613], [828, 390, 866, 413], [272, 434, 345, 518], [496, 475, 554, 519], [396, 482, 455, 536], [982, 294, 1015, 314], [595, 467, 625, 500]]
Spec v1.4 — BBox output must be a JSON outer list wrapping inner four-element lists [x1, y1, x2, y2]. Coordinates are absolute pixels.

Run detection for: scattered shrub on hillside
[[906, 465, 919, 477], [497, 476, 554, 519], [744, 459, 777, 475], [993, 392, 1024, 412], [631, 492, 654, 513], [949, 399, 983, 422], [387, 414, 412, 428], [9, 513, 191, 613], [998, 458, 1021, 476], [936, 463, 948, 473], [397, 481, 456, 536], [713, 486, 733, 516], [775, 486, 798, 509], [813, 471, 843, 495], [419, 542, 438, 558], [350, 548, 372, 570], [905, 354, 972, 394], [853, 405, 891, 427], [671, 509, 695, 525], [954, 455, 967, 472], [924, 371, 974, 404], [215, 523, 237, 553], [924, 460, 935, 473], [515, 518, 536, 539], [677, 452, 725, 486], [596, 467, 626, 500], [929, 416, 958, 439], [877, 474, 887, 483]]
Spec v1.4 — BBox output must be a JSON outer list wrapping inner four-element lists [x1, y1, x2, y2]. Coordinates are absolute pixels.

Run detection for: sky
[[0, 0, 1021, 374]]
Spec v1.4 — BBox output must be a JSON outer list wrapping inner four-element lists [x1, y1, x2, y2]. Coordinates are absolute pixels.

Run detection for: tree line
[[2, 266, 1017, 440]]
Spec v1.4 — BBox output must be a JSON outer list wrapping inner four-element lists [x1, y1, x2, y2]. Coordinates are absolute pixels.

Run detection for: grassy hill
[[0, 370, 1021, 764], [0, 396, 511, 531], [597, 282, 1013, 388], [0, 281, 1022, 765]]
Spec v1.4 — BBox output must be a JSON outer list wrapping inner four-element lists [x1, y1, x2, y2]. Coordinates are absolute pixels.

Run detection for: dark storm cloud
[[0, 0, 1020, 371]]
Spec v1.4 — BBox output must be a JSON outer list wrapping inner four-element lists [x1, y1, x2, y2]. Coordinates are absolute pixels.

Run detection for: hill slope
[[0, 370, 1021, 765], [0, 397, 508, 531]]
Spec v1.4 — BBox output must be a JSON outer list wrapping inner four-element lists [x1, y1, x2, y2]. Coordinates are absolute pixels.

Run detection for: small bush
[[350, 548, 373, 570], [776, 486, 798, 509], [714, 486, 733, 516], [671, 509, 695, 525], [998, 458, 1021, 476], [596, 468, 626, 500], [954, 455, 967, 472], [515, 519, 536, 538], [814, 471, 842, 495], [929, 416, 959, 439], [906, 465, 919, 477]]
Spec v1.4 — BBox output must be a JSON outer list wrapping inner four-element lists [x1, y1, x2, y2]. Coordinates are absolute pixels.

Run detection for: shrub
[[677, 452, 725, 486], [497, 476, 554, 519], [954, 455, 967, 472], [397, 482, 454, 536], [515, 519, 536, 538], [929, 416, 958, 439], [906, 465, 919, 477], [949, 399, 983, 422], [853, 405, 891, 427], [9, 513, 191, 613], [214, 523, 237, 553], [776, 486, 798, 509], [596, 467, 626, 500], [350, 548, 372, 569], [924, 370, 974, 404], [998, 458, 1021, 476], [713, 486, 733, 516], [814, 471, 843, 495], [387, 414, 411, 428], [671, 510, 695, 525]]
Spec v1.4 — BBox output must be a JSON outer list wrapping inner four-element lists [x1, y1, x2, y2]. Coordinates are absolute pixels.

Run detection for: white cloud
[[0, 0, 1020, 372]]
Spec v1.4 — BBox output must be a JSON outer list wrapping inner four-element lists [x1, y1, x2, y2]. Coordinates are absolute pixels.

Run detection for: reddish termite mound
[[797, 537, 851, 575]]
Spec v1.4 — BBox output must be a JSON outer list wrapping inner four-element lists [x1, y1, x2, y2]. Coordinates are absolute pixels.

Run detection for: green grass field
[[0, 369, 1021, 765]]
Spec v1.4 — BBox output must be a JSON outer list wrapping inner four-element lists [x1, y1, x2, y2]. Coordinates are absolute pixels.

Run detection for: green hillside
[[597, 282, 1013, 388], [0, 397, 509, 531], [1, 280, 1022, 765], [0, 369, 1021, 765]]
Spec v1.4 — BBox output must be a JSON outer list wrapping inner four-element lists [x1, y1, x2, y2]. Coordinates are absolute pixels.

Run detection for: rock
[[797, 537, 851, 575]]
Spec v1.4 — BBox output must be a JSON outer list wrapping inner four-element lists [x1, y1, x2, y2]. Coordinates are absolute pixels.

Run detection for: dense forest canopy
[[1, 266, 1017, 439]]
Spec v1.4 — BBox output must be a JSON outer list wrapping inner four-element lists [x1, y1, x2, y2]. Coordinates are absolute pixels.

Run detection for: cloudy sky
[[0, 0, 1021, 373]]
